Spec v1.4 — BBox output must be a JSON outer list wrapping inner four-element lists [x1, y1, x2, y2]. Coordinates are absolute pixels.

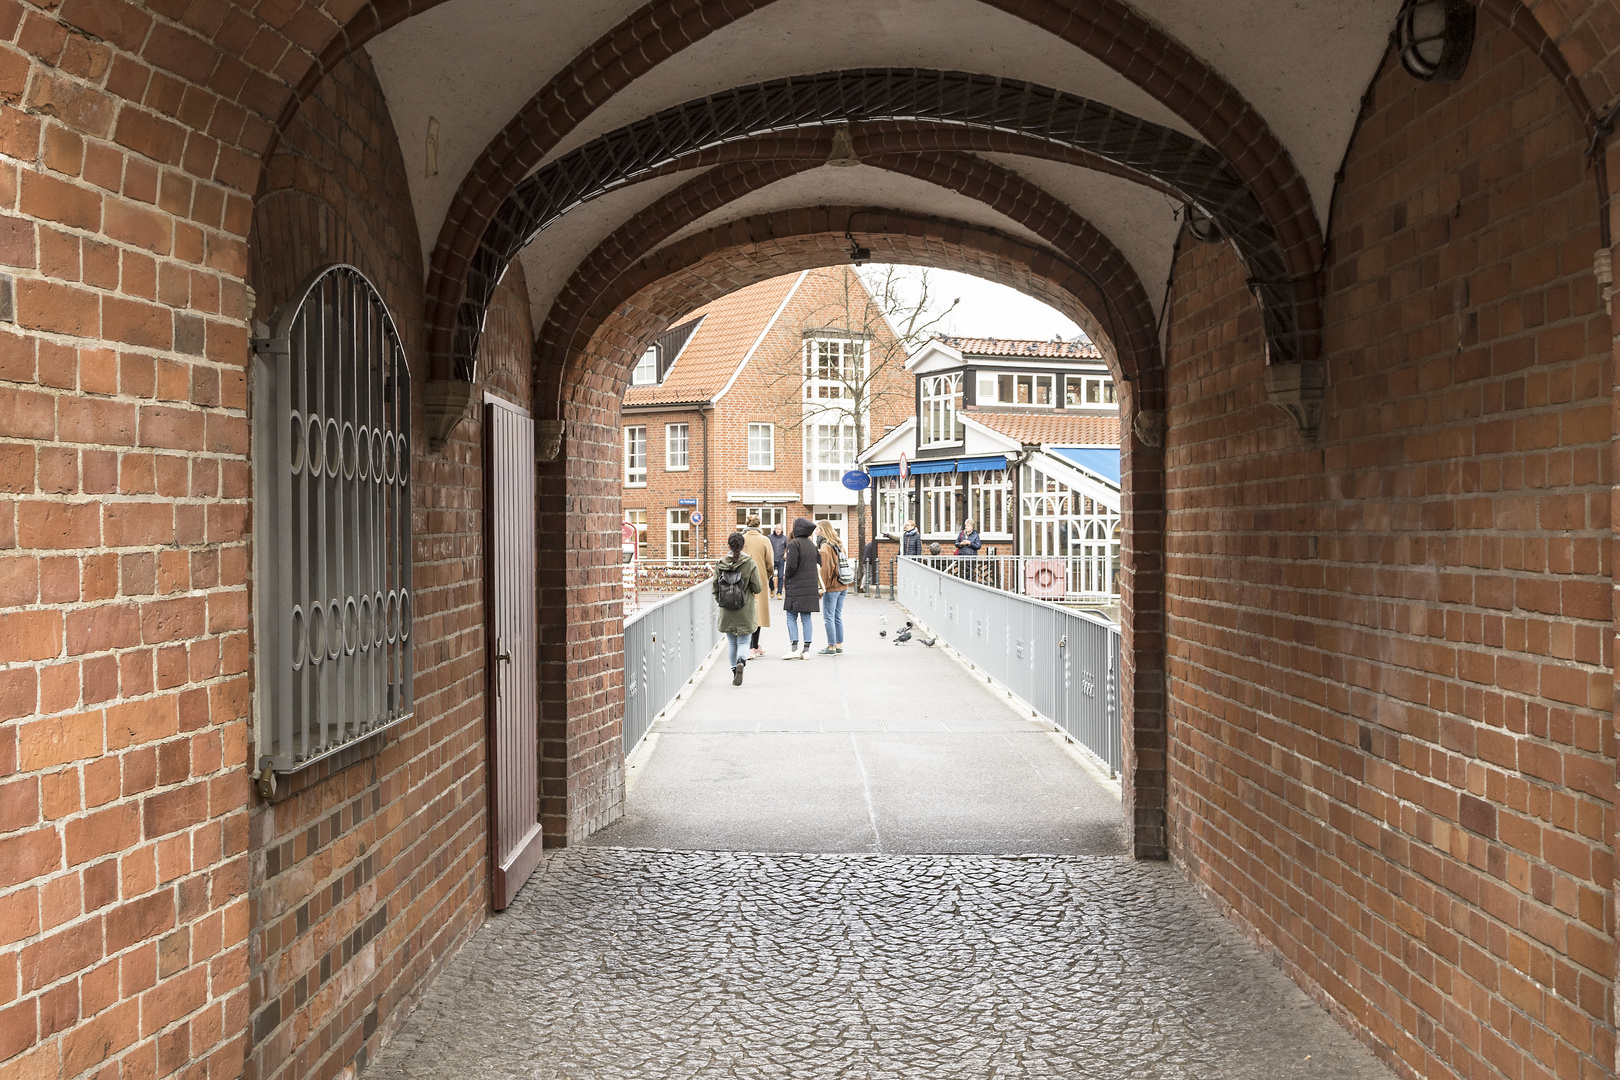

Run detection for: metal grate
[[253, 264, 414, 778]]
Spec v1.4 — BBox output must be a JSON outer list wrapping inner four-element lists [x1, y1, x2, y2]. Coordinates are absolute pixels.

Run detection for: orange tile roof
[[936, 335, 1101, 359], [624, 273, 802, 406], [967, 411, 1121, 446]]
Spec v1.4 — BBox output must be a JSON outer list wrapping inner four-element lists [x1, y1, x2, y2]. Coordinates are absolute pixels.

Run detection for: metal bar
[[622, 576, 719, 756]]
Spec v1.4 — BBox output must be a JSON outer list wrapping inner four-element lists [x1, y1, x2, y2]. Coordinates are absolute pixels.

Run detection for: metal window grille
[[252, 264, 414, 778]]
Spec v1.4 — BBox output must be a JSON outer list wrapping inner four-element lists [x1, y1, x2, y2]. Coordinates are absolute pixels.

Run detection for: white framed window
[[920, 472, 959, 537], [665, 423, 689, 470], [1064, 375, 1116, 406], [748, 423, 774, 470], [1019, 462, 1120, 597], [920, 373, 963, 446], [624, 426, 647, 486], [625, 509, 648, 559], [876, 475, 906, 537], [667, 509, 692, 561], [804, 420, 856, 484], [735, 505, 785, 533], [967, 471, 1012, 538], [632, 346, 657, 385], [986, 372, 1054, 406], [813, 511, 847, 549], [804, 337, 864, 401], [250, 264, 413, 776]]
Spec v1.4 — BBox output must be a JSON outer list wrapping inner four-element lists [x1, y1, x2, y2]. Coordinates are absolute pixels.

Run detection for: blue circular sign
[[841, 470, 871, 491]]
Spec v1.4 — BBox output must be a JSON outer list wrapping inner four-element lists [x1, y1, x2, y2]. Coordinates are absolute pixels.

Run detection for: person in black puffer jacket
[[780, 517, 821, 659]]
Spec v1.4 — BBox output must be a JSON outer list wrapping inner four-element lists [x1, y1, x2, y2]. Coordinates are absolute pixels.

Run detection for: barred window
[[251, 264, 413, 779]]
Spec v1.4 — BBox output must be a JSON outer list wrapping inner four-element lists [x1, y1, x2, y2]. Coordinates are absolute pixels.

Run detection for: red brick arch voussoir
[[530, 149, 1160, 414]]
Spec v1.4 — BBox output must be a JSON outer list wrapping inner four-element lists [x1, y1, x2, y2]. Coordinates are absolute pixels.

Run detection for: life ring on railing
[[1032, 566, 1059, 589]]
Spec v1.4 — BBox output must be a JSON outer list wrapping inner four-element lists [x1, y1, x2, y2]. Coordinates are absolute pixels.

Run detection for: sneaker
[[750, 648, 765, 658], [732, 663, 745, 686], [782, 646, 801, 660], [833, 646, 843, 653], [817, 646, 837, 655]]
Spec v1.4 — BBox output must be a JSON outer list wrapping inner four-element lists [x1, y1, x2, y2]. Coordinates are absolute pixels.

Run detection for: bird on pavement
[[893, 625, 912, 644], [919, 633, 937, 647]]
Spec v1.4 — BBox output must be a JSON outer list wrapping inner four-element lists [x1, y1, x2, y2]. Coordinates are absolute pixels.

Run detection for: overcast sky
[[859, 265, 1085, 343]]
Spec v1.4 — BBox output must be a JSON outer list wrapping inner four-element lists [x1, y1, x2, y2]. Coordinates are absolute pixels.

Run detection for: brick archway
[[530, 207, 1170, 857]]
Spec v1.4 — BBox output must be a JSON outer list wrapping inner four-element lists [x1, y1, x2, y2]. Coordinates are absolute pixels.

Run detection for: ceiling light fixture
[[1184, 203, 1222, 244], [1395, 0, 1475, 83]]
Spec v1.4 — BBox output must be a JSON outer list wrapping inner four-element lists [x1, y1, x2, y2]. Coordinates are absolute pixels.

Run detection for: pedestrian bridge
[[366, 590, 1394, 1079]]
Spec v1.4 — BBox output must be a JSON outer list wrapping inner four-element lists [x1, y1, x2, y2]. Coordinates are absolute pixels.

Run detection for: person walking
[[712, 532, 762, 685], [860, 536, 878, 593], [769, 523, 788, 599], [954, 517, 982, 579], [740, 515, 774, 658], [816, 521, 848, 654], [779, 517, 821, 659], [899, 520, 922, 557]]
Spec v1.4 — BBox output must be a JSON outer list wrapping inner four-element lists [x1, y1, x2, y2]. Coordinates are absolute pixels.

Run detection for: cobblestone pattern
[[368, 849, 1392, 1080]]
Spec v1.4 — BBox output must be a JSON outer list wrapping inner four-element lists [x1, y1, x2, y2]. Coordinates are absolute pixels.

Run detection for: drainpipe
[[700, 405, 712, 558]]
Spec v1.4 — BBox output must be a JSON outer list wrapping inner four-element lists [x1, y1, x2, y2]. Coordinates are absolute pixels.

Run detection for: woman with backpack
[[712, 531, 763, 685], [815, 521, 848, 654], [779, 517, 821, 659]]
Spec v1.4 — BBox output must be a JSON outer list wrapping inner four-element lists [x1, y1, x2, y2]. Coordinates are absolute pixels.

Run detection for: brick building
[[621, 266, 911, 568], [1, 4, 1619, 1080]]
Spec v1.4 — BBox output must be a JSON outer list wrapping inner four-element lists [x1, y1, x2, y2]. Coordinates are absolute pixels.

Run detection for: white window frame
[[624, 426, 647, 486], [804, 336, 865, 402], [665, 422, 689, 471], [748, 423, 775, 470], [989, 371, 1055, 407], [625, 509, 649, 559], [632, 346, 657, 385], [804, 419, 856, 485], [967, 470, 1013, 538], [876, 475, 906, 537], [919, 472, 960, 538], [919, 373, 963, 447], [666, 509, 692, 561], [1019, 462, 1120, 597], [1064, 374, 1116, 407], [735, 505, 785, 533]]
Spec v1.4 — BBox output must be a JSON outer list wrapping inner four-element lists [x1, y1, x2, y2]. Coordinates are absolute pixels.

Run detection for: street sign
[[689, 510, 703, 525], [897, 453, 909, 482], [677, 497, 697, 506], [841, 470, 870, 491]]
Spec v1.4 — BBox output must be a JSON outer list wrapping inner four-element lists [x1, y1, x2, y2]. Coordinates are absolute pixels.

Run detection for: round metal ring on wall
[[307, 414, 324, 475], [372, 429, 385, 483], [325, 417, 341, 478], [383, 432, 396, 484], [385, 591, 398, 644], [356, 426, 371, 481], [290, 412, 306, 474], [327, 599, 343, 660], [357, 594, 372, 652], [344, 596, 359, 655], [398, 591, 411, 640], [342, 423, 358, 480], [307, 602, 325, 666], [291, 605, 306, 670], [396, 434, 408, 483], [373, 592, 386, 646]]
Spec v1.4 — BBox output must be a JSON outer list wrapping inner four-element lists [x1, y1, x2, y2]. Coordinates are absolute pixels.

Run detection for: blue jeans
[[727, 633, 751, 669], [785, 611, 814, 645], [774, 559, 786, 592], [822, 590, 845, 645]]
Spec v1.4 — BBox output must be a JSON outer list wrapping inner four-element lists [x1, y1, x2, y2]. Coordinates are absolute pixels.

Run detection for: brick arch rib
[[448, 70, 1301, 388]]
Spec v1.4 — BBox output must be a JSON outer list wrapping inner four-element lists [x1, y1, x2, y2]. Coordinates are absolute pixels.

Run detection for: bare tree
[[755, 265, 959, 571]]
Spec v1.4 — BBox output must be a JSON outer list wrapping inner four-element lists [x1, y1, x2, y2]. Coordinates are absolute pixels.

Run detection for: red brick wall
[[240, 53, 535, 1080], [1163, 23, 1613, 1080]]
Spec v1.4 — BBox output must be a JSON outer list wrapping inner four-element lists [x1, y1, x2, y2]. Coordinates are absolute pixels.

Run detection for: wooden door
[[484, 396, 542, 909]]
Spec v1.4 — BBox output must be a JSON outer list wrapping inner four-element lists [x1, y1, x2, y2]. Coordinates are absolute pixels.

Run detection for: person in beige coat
[[740, 517, 775, 658]]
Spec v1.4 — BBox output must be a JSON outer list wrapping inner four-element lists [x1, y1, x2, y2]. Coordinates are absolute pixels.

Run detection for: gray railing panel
[[895, 558, 1121, 774], [622, 578, 720, 755]]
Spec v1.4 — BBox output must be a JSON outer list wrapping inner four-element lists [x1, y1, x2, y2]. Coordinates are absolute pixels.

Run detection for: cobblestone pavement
[[369, 848, 1393, 1080]]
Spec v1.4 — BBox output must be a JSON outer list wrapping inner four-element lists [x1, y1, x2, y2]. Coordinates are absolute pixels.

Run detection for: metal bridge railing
[[896, 557, 1122, 775], [907, 553, 1116, 606], [622, 576, 720, 755]]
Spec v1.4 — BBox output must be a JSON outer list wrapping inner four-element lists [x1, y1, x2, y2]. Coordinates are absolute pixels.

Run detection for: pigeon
[[919, 634, 937, 647], [893, 626, 912, 644], [879, 630, 887, 638]]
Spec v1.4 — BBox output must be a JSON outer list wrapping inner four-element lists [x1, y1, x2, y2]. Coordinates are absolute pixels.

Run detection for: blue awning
[[866, 463, 900, 477], [955, 455, 1007, 473], [910, 460, 957, 474], [1050, 446, 1121, 486]]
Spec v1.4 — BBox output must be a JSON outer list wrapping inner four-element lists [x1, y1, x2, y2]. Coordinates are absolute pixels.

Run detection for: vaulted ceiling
[[358, 0, 1405, 383]]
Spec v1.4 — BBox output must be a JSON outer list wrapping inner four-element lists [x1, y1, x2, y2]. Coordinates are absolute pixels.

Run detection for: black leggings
[[750, 628, 760, 649]]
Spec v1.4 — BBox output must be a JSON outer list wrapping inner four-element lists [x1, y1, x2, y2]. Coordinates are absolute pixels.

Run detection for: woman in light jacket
[[815, 521, 848, 654]]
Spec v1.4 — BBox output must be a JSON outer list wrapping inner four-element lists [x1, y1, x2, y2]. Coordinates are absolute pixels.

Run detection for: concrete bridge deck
[[368, 595, 1393, 1079]]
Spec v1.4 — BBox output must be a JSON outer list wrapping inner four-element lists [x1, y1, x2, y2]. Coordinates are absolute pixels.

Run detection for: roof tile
[[936, 335, 1101, 359], [967, 411, 1121, 446], [624, 273, 801, 406]]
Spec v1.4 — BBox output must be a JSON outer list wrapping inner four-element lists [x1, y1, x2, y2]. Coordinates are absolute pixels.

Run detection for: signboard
[[689, 510, 703, 525], [1024, 559, 1067, 600], [897, 453, 909, 482], [841, 470, 870, 491], [621, 520, 638, 601], [677, 497, 698, 506]]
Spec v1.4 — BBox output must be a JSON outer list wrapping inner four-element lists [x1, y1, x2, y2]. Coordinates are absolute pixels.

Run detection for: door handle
[[496, 651, 511, 664]]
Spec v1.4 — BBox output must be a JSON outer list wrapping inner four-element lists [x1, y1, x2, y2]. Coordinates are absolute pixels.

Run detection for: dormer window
[[632, 347, 657, 385], [1064, 375, 1116, 406], [920, 372, 963, 446], [977, 371, 1054, 406]]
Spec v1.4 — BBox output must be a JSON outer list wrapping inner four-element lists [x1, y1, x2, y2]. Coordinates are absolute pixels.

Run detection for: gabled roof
[[936, 336, 1101, 360], [624, 272, 803, 406], [966, 411, 1121, 446]]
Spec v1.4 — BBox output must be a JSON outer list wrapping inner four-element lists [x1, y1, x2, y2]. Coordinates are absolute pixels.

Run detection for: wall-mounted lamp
[[846, 232, 870, 265], [1184, 203, 1221, 243], [1395, 0, 1475, 83]]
